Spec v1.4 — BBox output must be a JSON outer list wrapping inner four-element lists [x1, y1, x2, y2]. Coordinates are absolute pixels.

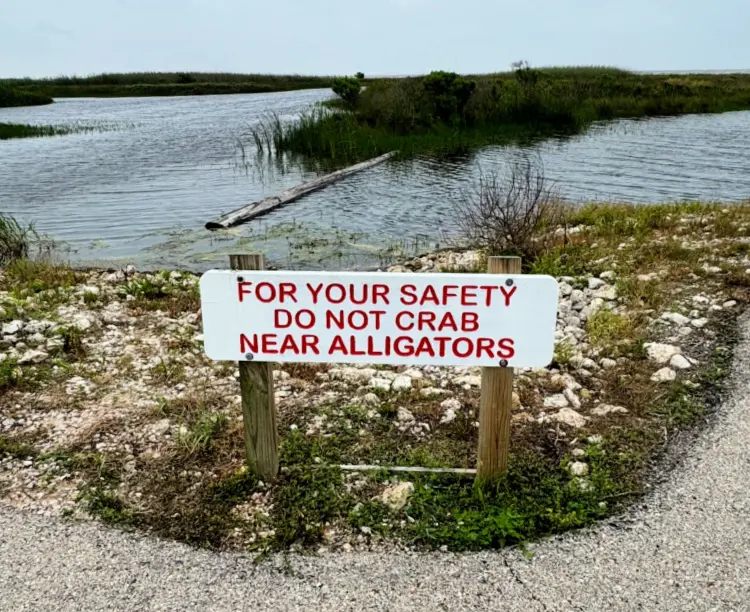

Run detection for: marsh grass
[[0, 214, 36, 265], [0, 86, 52, 108], [1, 122, 123, 140], [269, 67, 750, 162], [0, 123, 74, 140], [1, 73, 336, 99]]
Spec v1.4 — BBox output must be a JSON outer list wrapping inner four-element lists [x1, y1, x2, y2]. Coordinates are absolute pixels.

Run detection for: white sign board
[[199, 271, 558, 368]]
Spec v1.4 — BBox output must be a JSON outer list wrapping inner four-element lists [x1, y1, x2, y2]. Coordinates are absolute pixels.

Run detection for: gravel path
[[2, 319, 750, 611]]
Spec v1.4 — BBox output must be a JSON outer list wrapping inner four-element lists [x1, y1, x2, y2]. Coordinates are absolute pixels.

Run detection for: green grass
[[1, 259, 79, 294], [0, 86, 52, 108], [1, 72, 337, 99], [0, 123, 77, 140], [176, 412, 229, 456], [264, 67, 750, 163], [586, 310, 636, 350], [0, 214, 36, 265], [0, 434, 38, 459]]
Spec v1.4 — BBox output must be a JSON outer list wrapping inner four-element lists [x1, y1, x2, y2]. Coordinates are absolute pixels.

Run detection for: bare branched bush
[[454, 156, 565, 260]]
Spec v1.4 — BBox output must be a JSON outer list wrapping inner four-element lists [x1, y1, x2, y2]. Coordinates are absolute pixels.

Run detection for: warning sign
[[199, 271, 558, 367]]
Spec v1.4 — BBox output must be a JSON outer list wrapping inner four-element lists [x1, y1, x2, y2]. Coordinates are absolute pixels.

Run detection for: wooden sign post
[[477, 256, 521, 479], [229, 254, 279, 480]]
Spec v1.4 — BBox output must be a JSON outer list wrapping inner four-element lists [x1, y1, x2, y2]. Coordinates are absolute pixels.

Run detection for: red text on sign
[[306, 283, 391, 305], [237, 281, 298, 304], [240, 333, 320, 356]]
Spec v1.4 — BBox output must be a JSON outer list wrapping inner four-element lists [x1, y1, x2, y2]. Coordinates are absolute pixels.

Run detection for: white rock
[[723, 300, 737, 309], [692, 295, 710, 305], [702, 265, 722, 274], [563, 388, 581, 409], [392, 375, 412, 391], [651, 367, 677, 383], [558, 282, 573, 297], [18, 349, 49, 364], [637, 273, 658, 281], [420, 387, 448, 397], [588, 278, 606, 290], [691, 318, 709, 329], [360, 393, 381, 407], [1, 321, 23, 336], [661, 312, 691, 326], [402, 368, 424, 380], [571, 448, 586, 457], [45, 337, 65, 352], [670, 354, 692, 370], [71, 315, 93, 331], [453, 374, 481, 388], [570, 290, 585, 305], [544, 393, 569, 409], [599, 271, 616, 281], [440, 398, 462, 413], [569, 461, 589, 476], [152, 419, 172, 435], [369, 377, 392, 391], [581, 358, 599, 370], [397, 407, 414, 423], [551, 408, 587, 428], [644, 343, 680, 365], [24, 320, 54, 335], [330, 367, 378, 384], [440, 408, 457, 425], [591, 404, 628, 416], [379, 482, 414, 511], [26, 333, 45, 346], [600, 358, 617, 370], [561, 374, 582, 390], [594, 286, 618, 301], [81, 285, 100, 296]]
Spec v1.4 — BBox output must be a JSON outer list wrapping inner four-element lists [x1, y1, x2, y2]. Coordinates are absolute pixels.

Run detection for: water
[[2, 92, 750, 270]]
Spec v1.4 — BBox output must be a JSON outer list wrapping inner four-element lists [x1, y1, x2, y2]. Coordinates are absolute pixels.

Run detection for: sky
[[1, 0, 748, 78]]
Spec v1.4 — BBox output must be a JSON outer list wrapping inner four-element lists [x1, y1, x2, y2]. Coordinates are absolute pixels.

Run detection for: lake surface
[[2, 91, 750, 270]]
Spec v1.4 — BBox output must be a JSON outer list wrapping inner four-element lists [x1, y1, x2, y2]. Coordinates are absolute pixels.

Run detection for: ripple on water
[[1, 95, 750, 270]]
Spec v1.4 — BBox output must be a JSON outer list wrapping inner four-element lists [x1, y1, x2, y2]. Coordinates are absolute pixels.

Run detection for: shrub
[[423, 71, 476, 123], [453, 156, 564, 260], [331, 77, 362, 107]]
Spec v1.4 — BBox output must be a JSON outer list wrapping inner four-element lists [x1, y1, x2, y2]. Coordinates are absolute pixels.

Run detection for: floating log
[[205, 151, 396, 230]]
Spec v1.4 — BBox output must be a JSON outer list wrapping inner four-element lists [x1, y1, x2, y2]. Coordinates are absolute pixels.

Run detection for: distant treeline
[[0, 87, 53, 108], [259, 65, 750, 162], [0, 72, 338, 99]]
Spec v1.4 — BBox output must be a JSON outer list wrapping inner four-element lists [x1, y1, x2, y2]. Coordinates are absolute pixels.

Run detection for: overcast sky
[[2, 0, 748, 78]]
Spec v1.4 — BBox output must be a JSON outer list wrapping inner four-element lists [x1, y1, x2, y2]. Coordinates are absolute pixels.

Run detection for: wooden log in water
[[205, 151, 397, 230]]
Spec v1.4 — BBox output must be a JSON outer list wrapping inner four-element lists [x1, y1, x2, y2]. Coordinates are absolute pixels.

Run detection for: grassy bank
[[0, 73, 338, 99], [262, 67, 750, 162], [0, 201, 749, 552], [0, 86, 52, 108]]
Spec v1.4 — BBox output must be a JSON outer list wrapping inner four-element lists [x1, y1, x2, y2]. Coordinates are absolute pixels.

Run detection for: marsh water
[[2, 89, 750, 270]]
